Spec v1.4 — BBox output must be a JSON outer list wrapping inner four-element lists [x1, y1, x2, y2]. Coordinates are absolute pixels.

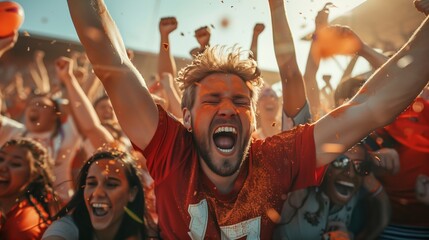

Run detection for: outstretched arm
[[314, 14, 429, 167], [56, 57, 114, 148], [268, 0, 307, 118], [303, 6, 329, 119], [67, 0, 158, 149], [158, 17, 178, 79], [249, 23, 265, 61]]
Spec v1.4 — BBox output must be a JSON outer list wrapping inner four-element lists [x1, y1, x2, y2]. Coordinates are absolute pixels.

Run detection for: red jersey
[[0, 199, 50, 239], [381, 98, 429, 226], [135, 107, 325, 239]]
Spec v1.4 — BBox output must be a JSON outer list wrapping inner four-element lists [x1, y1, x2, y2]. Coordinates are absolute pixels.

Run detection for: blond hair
[[177, 45, 264, 111]]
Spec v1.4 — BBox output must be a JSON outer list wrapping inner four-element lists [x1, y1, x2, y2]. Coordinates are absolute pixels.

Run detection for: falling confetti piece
[[23, 31, 30, 37], [210, 24, 215, 29], [221, 17, 230, 28], [412, 101, 424, 113], [321, 143, 345, 153], [27, 46, 30, 51], [266, 208, 281, 223], [162, 42, 169, 50], [180, 32, 184, 36], [50, 40, 57, 44], [272, 122, 276, 127]]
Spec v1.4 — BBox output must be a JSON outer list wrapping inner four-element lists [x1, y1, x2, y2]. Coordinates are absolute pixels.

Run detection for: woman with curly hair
[[0, 138, 60, 239], [43, 149, 148, 240]]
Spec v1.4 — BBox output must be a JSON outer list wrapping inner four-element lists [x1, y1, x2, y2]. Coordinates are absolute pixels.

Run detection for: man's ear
[[183, 108, 192, 130]]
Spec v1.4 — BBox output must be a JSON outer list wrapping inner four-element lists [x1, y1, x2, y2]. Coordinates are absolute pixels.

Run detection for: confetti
[[321, 143, 345, 153], [412, 101, 424, 113], [266, 208, 281, 224]]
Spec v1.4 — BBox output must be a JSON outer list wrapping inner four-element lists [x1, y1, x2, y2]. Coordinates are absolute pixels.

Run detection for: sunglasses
[[331, 155, 371, 176]]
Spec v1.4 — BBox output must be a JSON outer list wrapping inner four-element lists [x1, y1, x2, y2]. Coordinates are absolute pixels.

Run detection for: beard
[[192, 131, 251, 177]]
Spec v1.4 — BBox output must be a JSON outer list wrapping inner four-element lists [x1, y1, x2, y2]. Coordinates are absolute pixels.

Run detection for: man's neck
[[200, 159, 240, 194]]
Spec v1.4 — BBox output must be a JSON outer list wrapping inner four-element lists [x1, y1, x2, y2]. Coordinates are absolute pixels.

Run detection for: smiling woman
[[42, 148, 148, 240], [0, 138, 60, 239]]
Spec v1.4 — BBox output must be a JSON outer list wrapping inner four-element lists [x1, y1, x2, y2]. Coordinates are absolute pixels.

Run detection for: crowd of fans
[[0, 0, 428, 239]]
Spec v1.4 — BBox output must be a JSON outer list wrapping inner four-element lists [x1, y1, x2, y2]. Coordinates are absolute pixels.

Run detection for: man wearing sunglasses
[[275, 143, 397, 239]]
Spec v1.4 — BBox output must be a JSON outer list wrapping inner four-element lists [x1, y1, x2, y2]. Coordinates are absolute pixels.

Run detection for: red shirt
[[0, 199, 50, 239], [134, 107, 325, 239], [382, 98, 429, 226]]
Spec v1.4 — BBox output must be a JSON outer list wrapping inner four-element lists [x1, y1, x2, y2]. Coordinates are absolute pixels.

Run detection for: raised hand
[[315, 3, 332, 31], [55, 57, 75, 83], [370, 148, 400, 175], [414, 0, 429, 15], [315, 25, 363, 58], [194, 26, 211, 48], [159, 17, 178, 36], [253, 23, 265, 37]]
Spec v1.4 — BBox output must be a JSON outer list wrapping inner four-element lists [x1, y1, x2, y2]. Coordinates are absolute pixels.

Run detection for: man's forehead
[[197, 73, 252, 95]]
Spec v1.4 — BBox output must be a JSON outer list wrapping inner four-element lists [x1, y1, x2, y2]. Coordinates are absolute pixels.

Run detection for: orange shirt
[[0, 199, 50, 239]]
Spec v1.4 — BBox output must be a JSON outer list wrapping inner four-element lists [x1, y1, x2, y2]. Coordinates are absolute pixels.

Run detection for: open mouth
[[91, 203, 110, 217], [0, 176, 10, 187], [213, 126, 237, 154], [334, 180, 355, 198], [28, 114, 39, 124]]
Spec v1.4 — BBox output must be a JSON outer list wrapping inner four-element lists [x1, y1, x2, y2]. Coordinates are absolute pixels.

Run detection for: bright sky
[[14, 0, 368, 91]]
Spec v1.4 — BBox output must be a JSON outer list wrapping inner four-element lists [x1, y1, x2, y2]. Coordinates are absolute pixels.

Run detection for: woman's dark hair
[[55, 149, 147, 239], [2, 138, 61, 223]]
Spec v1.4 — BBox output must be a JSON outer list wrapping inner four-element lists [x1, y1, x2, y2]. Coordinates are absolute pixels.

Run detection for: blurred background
[[0, 0, 424, 94]]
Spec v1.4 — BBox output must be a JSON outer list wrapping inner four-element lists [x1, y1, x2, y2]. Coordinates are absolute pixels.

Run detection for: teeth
[[217, 147, 234, 153], [91, 203, 109, 208], [336, 181, 355, 188], [214, 126, 237, 134]]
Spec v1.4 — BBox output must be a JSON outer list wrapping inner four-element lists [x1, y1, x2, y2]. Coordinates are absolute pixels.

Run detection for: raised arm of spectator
[[358, 42, 388, 70], [249, 23, 265, 61], [190, 26, 211, 57], [158, 17, 178, 79], [303, 5, 328, 119], [55, 57, 113, 148], [268, 0, 307, 118], [28, 50, 50, 94], [314, 13, 429, 167], [159, 72, 182, 119], [67, 0, 158, 149]]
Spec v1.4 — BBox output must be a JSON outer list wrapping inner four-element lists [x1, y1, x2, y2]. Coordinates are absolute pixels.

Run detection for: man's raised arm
[[67, 0, 158, 149], [314, 14, 429, 167]]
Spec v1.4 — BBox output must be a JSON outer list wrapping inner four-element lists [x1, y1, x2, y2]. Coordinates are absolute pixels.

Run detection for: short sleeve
[[42, 215, 79, 240]]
